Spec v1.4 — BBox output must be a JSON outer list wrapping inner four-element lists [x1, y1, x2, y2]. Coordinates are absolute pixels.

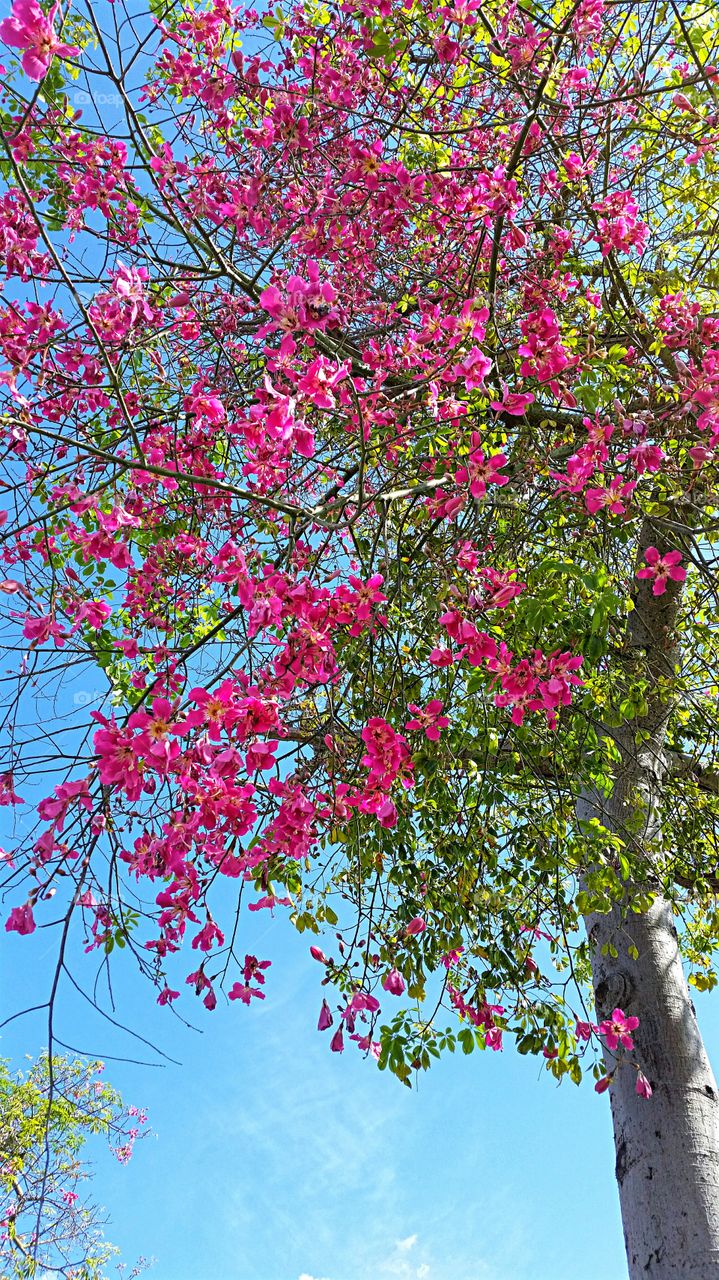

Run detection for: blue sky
[[7, 903, 717, 1280]]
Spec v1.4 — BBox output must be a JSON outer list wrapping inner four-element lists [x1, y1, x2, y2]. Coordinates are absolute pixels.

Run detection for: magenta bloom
[[429, 647, 455, 667], [374, 795, 398, 829], [635, 1070, 653, 1099], [454, 437, 508, 501], [636, 546, 687, 596], [594, 1074, 613, 1094], [575, 1020, 595, 1041], [598, 1007, 640, 1052], [348, 991, 381, 1014], [0, 0, 79, 81], [490, 386, 535, 416], [382, 968, 406, 996], [405, 917, 426, 936], [405, 699, 450, 741], [228, 982, 265, 1004], [318, 999, 333, 1031], [5, 901, 35, 935]]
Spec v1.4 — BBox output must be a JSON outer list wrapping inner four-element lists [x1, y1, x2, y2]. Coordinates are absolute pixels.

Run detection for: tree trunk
[[583, 885, 719, 1277], [578, 518, 719, 1277]]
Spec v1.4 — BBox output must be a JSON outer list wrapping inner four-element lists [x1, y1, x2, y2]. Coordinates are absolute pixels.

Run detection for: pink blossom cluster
[[656, 292, 702, 350], [448, 985, 504, 1050], [438, 608, 584, 727], [592, 191, 649, 258], [518, 307, 573, 391], [0, 190, 51, 281], [259, 261, 342, 335], [571, 0, 605, 49], [228, 954, 272, 1005], [1, 0, 716, 1080]]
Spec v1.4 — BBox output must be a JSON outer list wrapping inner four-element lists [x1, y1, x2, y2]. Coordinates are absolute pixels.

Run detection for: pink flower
[[347, 991, 381, 1014], [362, 794, 398, 829], [350, 1032, 382, 1059], [0, 0, 79, 81], [242, 954, 271, 985], [92, 714, 145, 801], [572, 0, 605, 47], [405, 699, 450, 741], [72, 599, 111, 631], [490, 386, 535, 416], [186, 968, 217, 1010], [636, 546, 687, 595], [0, 773, 24, 806], [22, 613, 66, 646], [360, 718, 412, 789], [689, 446, 713, 469], [247, 894, 291, 914], [454, 435, 508, 501], [157, 986, 180, 1005], [485, 1026, 503, 1051], [429, 647, 455, 667], [575, 1020, 595, 1041], [450, 345, 493, 391], [382, 968, 406, 996], [598, 1007, 639, 1052], [5, 901, 35, 935], [594, 1074, 613, 1094], [259, 261, 339, 335], [405, 917, 426, 936], [635, 1070, 653, 1099], [38, 778, 92, 831], [310, 945, 328, 963], [335, 573, 387, 634], [330, 1025, 344, 1052], [191, 918, 225, 952], [318, 999, 333, 1031], [127, 696, 186, 744], [245, 740, 278, 773], [228, 982, 265, 1004], [585, 477, 635, 516], [626, 442, 664, 474]]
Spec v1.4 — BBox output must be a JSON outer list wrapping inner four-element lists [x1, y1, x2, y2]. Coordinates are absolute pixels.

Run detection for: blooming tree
[[0, 1054, 149, 1278], [1, 0, 719, 1272]]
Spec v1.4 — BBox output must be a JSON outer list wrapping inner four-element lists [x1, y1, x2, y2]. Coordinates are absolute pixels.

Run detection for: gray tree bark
[[578, 520, 719, 1277]]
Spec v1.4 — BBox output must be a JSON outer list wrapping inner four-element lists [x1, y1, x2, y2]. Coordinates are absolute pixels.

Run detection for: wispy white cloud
[[396, 1234, 417, 1253], [373, 1232, 433, 1279]]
